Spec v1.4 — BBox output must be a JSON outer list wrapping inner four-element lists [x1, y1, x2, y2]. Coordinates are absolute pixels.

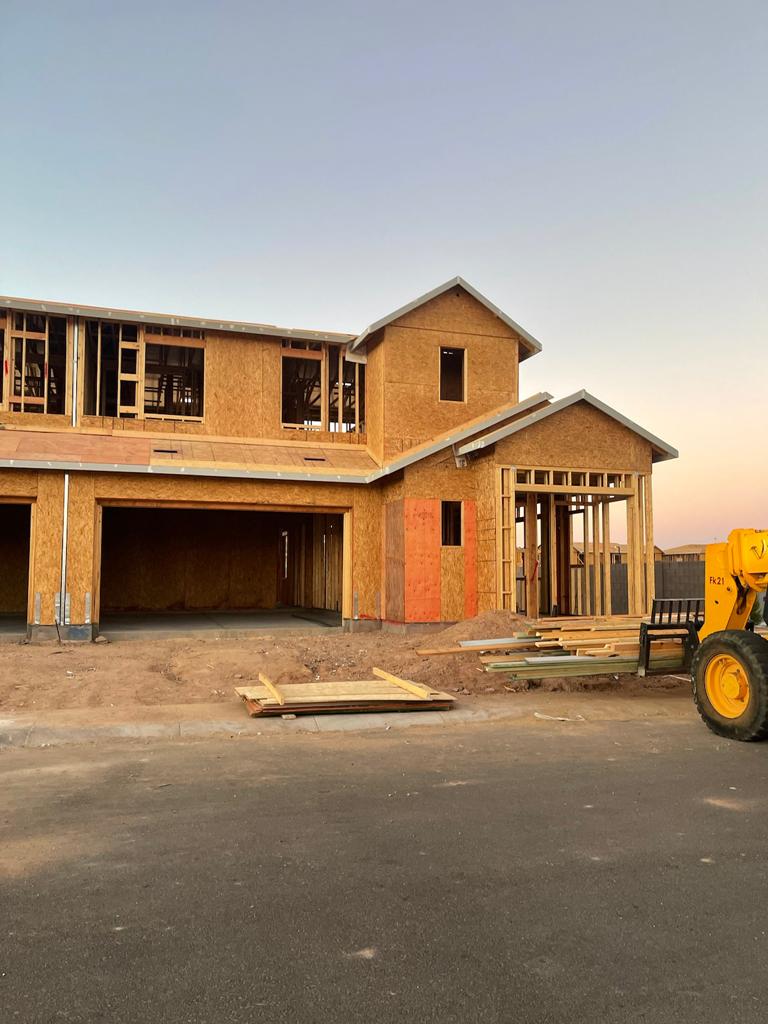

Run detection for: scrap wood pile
[[236, 668, 454, 717], [417, 616, 685, 682]]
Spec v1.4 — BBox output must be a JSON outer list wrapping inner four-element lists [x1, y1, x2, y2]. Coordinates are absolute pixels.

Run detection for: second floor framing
[[0, 277, 537, 455]]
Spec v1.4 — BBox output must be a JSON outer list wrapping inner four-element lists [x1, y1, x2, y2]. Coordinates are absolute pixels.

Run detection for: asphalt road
[[2, 717, 768, 1023]]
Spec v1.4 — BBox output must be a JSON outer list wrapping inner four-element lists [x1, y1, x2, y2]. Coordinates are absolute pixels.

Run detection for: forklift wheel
[[691, 630, 768, 741]]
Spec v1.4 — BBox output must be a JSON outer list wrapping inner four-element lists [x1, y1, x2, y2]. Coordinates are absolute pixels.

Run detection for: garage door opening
[[98, 507, 344, 634], [0, 503, 31, 635]]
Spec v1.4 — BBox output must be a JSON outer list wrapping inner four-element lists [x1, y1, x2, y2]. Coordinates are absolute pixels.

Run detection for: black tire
[[691, 630, 768, 741]]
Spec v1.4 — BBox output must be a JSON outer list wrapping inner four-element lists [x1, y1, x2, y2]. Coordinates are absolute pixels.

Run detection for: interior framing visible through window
[[82, 320, 205, 421], [439, 346, 465, 403], [441, 500, 463, 546], [281, 340, 366, 433], [0, 310, 70, 415]]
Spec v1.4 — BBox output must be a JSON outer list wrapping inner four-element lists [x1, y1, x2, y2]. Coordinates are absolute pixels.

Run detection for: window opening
[[441, 501, 463, 546], [439, 347, 465, 402]]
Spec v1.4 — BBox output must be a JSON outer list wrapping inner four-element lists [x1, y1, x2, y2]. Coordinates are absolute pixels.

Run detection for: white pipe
[[59, 316, 77, 626], [59, 473, 69, 626]]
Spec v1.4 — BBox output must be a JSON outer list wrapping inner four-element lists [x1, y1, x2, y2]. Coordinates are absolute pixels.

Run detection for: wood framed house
[[0, 278, 677, 639]]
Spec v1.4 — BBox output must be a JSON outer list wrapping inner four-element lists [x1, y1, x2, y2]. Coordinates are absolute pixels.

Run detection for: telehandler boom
[[692, 529, 768, 740]]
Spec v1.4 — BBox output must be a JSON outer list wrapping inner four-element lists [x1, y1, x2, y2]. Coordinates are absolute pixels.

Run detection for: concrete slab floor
[[98, 606, 341, 641], [0, 614, 25, 641]]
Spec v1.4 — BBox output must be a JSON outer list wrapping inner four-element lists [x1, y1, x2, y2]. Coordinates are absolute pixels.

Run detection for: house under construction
[[0, 277, 677, 639]]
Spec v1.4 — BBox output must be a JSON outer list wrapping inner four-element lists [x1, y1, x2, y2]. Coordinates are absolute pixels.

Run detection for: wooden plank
[[372, 667, 434, 699], [257, 672, 284, 706]]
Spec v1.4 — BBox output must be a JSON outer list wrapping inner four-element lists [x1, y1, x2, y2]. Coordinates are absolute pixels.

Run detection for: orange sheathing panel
[[403, 498, 441, 622], [464, 499, 478, 619]]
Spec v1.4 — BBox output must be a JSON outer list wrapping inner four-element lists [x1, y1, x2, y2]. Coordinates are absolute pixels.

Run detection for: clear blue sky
[[1, 1, 766, 545]]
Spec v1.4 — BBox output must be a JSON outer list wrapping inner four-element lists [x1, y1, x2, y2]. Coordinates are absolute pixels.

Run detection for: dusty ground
[[0, 610, 687, 713]]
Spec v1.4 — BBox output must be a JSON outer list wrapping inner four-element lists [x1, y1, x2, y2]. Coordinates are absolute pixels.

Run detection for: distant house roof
[[664, 544, 707, 555], [349, 276, 543, 360], [456, 390, 679, 464], [0, 294, 354, 345]]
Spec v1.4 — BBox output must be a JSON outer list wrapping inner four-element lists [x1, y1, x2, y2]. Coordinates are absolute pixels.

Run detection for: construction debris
[[235, 667, 455, 717], [417, 615, 685, 684]]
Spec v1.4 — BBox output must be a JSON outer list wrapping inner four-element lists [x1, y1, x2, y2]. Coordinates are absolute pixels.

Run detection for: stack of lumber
[[416, 615, 686, 682], [235, 668, 455, 717]]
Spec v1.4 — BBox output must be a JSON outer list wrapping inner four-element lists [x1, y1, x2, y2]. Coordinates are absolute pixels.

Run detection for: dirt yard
[[0, 610, 687, 713]]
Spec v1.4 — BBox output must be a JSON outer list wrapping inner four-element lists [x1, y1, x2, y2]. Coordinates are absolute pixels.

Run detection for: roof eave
[[349, 276, 543, 358], [0, 295, 355, 345]]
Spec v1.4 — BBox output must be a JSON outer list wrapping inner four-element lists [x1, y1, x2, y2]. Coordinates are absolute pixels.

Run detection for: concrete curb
[[0, 696, 693, 750], [0, 704, 519, 749]]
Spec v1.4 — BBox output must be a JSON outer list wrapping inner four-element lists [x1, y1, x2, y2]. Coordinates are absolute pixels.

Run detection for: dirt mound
[[428, 610, 531, 645]]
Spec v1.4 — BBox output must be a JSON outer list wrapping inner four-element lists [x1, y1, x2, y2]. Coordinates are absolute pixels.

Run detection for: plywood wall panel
[[403, 498, 441, 622], [440, 547, 465, 622], [383, 500, 405, 622], [463, 499, 478, 619], [31, 473, 65, 624], [493, 402, 653, 473]]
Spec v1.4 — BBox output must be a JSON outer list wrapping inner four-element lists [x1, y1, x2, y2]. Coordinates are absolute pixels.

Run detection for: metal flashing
[[0, 294, 354, 345], [349, 276, 543, 359]]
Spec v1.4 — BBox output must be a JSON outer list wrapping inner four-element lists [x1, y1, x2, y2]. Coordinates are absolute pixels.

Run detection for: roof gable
[[350, 277, 542, 359], [456, 390, 678, 463]]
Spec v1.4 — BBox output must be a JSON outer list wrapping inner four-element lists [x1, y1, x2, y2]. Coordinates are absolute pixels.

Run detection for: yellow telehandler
[[692, 529, 768, 741]]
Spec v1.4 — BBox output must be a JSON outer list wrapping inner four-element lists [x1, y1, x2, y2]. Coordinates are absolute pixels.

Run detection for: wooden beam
[[258, 672, 284, 706], [372, 667, 433, 699]]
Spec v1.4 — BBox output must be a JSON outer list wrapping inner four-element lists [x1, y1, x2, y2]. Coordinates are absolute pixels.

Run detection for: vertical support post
[[583, 504, 592, 615], [342, 510, 353, 621], [626, 490, 637, 616], [643, 473, 655, 614], [548, 495, 558, 614], [524, 493, 538, 618], [601, 499, 612, 616], [592, 499, 602, 616]]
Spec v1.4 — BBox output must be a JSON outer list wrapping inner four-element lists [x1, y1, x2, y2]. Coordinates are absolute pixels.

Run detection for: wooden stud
[[601, 498, 612, 616], [642, 473, 655, 613], [592, 499, 602, 616], [524, 493, 538, 616]]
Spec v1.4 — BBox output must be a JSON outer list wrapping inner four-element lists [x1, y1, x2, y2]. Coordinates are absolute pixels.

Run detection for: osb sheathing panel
[[401, 451, 480, 501], [392, 287, 522, 339], [463, 499, 479, 619], [0, 503, 31, 613], [383, 500, 405, 622], [473, 456, 499, 613], [0, 411, 71, 430], [31, 473, 65, 624], [100, 508, 281, 613], [364, 338, 385, 463], [440, 547, 465, 622], [403, 499, 441, 622], [0, 470, 39, 498], [66, 475, 97, 624], [378, 288, 521, 460], [493, 402, 654, 473]]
